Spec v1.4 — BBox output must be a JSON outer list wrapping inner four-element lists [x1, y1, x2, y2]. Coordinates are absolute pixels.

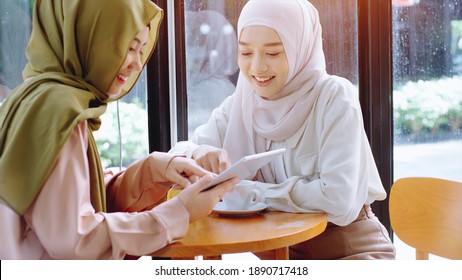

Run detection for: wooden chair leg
[[416, 250, 429, 260]]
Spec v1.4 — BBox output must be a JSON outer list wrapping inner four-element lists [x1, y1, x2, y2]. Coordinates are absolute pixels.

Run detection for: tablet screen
[[202, 148, 286, 191]]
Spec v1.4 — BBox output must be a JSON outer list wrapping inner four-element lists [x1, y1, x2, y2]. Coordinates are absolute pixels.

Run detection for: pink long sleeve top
[[0, 121, 189, 259]]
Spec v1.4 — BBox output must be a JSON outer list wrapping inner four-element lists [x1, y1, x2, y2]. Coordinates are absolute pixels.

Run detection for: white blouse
[[170, 77, 386, 226], [0, 121, 189, 259]]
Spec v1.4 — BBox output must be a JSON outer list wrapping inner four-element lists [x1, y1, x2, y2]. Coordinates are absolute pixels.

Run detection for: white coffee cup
[[222, 180, 262, 210]]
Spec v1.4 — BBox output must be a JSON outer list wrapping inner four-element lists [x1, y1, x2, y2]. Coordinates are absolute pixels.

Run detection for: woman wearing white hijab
[[170, 0, 396, 259]]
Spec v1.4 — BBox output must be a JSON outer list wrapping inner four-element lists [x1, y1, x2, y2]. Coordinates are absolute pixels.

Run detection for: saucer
[[212, 202, 267, 217]]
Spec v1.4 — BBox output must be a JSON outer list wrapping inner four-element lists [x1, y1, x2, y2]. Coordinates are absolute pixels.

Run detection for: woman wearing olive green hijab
[[0, 0, 237, 259]]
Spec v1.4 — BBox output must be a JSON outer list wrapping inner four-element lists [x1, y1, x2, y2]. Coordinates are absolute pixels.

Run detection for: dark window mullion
[[148, 0, 171, 153], [358, 0, 394, 236], [174, 0, 188, 142]]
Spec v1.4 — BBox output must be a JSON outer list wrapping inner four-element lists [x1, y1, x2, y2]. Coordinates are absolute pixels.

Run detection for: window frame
[[147, 0, 171, 152], [357, 0, 393, 235]]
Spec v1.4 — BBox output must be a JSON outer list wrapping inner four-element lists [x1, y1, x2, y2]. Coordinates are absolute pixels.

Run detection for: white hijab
[[223, 0, 328, 162]]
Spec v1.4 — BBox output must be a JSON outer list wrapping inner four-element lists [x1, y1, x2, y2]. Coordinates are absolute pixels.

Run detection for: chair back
[[389, 177, 462, 260]]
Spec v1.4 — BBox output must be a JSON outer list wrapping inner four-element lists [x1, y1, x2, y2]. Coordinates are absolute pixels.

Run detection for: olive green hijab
[[0, 0, 163, 214]]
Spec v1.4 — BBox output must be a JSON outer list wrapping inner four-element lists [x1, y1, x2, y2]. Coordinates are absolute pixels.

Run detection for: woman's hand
[[165, 156, 212, 188], [177, 174, 239, 222], [192, 145, 231, 174]]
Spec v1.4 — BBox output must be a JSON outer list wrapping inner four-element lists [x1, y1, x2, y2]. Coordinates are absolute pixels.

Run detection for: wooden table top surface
[[150, 211, 327, 258]]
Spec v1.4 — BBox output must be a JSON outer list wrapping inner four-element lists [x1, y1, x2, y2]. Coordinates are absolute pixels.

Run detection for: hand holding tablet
[[202, 148, 286, 191]]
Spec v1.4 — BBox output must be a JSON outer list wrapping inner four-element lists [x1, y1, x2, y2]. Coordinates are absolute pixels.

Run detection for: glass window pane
[[184, 1, 240, 138], [310, 0, 358, 85], [0, 0, 32, 101], [392, 0, 462, 259], [183, 0, 358, 138], [392, 0, 462, 181]]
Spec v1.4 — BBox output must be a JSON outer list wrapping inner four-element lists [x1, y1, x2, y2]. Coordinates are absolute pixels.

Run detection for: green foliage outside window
[[394, 76, 462, 140], [93, 101, 148, 170]]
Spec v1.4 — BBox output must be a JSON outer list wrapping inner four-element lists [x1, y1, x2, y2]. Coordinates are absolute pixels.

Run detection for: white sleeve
[[255, 94, 377, 226], [26, 121, 189, 259]]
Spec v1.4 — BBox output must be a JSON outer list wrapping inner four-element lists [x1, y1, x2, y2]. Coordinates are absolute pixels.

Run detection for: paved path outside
[[394, 139, 462, 183]]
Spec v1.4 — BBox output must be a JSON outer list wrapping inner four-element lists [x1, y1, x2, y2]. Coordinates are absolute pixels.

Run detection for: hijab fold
[[0, 0, 163, 214]]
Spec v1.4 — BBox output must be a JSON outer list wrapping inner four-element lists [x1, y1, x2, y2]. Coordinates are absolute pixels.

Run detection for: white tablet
[[202, 148, 286, 191]]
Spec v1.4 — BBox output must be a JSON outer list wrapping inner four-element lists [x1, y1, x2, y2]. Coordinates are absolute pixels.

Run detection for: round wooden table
[[150, 211, 327, 260]]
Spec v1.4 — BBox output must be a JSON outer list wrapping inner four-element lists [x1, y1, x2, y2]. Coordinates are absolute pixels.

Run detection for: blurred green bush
[[93, 101, 148, 169], [393, 76, 462, 139]]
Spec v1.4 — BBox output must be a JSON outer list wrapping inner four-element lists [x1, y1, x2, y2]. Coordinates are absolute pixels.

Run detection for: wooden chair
[[389, 177, 462, 260]]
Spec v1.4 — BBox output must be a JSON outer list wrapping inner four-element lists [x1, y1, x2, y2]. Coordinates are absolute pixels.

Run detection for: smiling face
[[106, 26, 150, 97], [238, 25, 289, 100]]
